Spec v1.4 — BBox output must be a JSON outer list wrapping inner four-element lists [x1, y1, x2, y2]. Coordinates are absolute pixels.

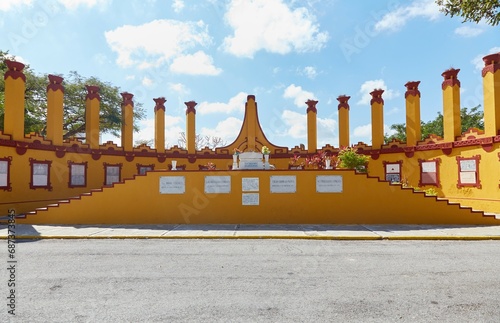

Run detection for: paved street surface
[[1, 239, 500, 322]]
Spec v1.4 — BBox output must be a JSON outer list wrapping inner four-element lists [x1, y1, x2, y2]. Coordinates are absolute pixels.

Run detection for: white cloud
[[222, 0, 329, 58], [0, 0, 33, 11], [471, 47, 500, 71], [317, 117, 338, 147], [105, 19, 212, 69], [125, 75, 136, 80], [283, 84, 316, 108], [352, 124, 396, 143], [169, 51, 222, 75], [168, 82, 189, 94], [302, 66, 317, 79], [133, 116, 184, 148], [0, 0, 109, 11], [357, 79, 399, 105], [142, 77, 153, 87], [375, 0, 441, 33], [200, 117, 243, 144], [278, 110, 337, 149], [197, 92, 248, 115], [352, 124, 372, 139], [172, 0, 184, 13], [455, 26, 484, 38], [5, 55, 28, 64], [57, 0, 110, 10]]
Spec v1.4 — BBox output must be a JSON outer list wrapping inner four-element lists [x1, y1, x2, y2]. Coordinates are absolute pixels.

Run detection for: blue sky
[[1, 0, 499, 149]]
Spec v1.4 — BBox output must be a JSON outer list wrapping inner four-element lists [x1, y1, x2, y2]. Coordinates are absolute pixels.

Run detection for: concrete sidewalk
[[2, 224, 500, 240]]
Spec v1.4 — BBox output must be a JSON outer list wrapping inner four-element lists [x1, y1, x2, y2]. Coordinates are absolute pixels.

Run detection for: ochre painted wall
[[16, 169, 497, 225]]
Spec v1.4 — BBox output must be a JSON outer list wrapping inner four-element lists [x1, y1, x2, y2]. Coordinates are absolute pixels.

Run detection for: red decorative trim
[[482, 53, 500, 77], [137, 163, 154, 175], [441, 68, 461, 90], [383, 160, 403, 183], [47, 74, 64, 93], [418, 158, 441, 187], [305, 100, 318, 114], [247, 95, 255, 101], [370, 89, 384, 105], [15, 146, 27, 155], [85, 85, 101, 101], [125, 153, 135, 162], [0, 157, 12, 191], [103, 163, 122, 186], [154, 97, 166, 112], [482, 63, 500, 77], [121, 92, 134, 107], [185, 101, 197, 115], [456, 155, 481, 189], [29, 158, 53, 191], [4, 60, 26, 82], [55, 147, 66, 158], [404, 81, 420, 98], [337, 95, 350, 110], [68, 161, 88, 188], [403, 147, 414, 158]]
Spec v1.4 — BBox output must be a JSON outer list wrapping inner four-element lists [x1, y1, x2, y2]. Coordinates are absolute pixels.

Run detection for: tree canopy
[[0, 50, 145, 140], [436, 0, 500, 26], [385, 105, 484, 143]]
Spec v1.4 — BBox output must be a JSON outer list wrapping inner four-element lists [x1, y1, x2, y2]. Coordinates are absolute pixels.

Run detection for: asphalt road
[[2, 239, 500, 322]]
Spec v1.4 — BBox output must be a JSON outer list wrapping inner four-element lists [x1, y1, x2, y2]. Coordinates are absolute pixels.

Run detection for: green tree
[[385, 105, 484, 143], [436, 0, 500, 26], [0, 50, 145, 139]]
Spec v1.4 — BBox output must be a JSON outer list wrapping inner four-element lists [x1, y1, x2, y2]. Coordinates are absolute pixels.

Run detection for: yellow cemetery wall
[[15, 168, 497, 225]]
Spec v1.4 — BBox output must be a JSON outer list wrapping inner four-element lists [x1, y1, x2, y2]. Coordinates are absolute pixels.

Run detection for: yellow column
[[405, 81, 421, 146], [482, 52, 500, 137], [337, 95, 350, 148], [185, 101, 197, 154], [120, 92, 134, 151], [85, 85, 101, 149], [154, 97, 166, 153], [442, 68, 461, 142], [246, 95, 257, 151], [3, 60, 26, 141], [306, 100, 318, 153], [370, 89, 384, 149], [46, 74, 64, 145]]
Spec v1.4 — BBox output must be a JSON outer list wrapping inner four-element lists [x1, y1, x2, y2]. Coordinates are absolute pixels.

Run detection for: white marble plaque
[[242, 193, 259, 205], [421, 161, 436, 173], [242, 177, 259, 192], [316, 175, 343, 193], [460, 159, 476, 171], [159, 176, 185, 194], [205, 176, 231, 194], [386, 163, 400, 173], [270, 176, 296, 193], [459, 171, 476, 184]]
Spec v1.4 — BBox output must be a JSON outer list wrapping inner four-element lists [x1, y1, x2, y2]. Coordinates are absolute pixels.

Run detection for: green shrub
[[337, 147, 370, 172]]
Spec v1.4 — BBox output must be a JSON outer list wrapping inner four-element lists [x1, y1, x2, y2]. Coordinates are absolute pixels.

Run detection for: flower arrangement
[[206, 162, 216, 170], [289, 154, 305, 169], [233, 148, 242, 155], [261, 146, 270, 155], [305, 150, 335, 169]]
